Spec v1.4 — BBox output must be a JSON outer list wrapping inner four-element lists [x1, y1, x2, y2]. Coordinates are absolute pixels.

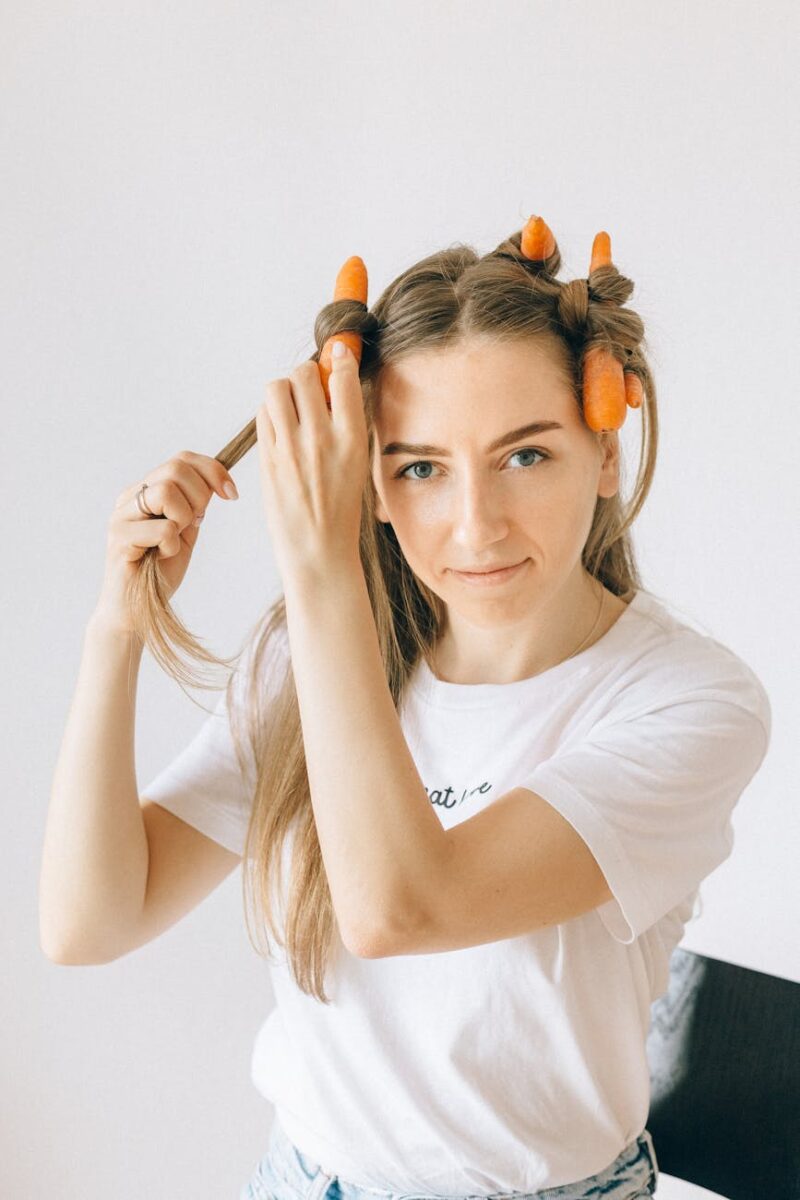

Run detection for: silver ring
[[135, 482, 158, 518]]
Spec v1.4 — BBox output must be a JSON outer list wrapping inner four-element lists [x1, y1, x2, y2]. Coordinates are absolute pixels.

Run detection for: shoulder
[[603, 589, 771, 741]]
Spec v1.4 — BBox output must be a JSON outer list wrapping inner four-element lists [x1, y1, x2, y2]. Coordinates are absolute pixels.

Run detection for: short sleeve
[[519, 695, 771, 944], [140, 624, 290, 857]]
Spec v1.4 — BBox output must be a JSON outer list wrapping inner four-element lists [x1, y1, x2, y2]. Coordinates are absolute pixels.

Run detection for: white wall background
[[4, 2, 797, 1197]]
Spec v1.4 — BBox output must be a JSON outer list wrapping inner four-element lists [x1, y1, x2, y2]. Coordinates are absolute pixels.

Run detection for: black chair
[[645, 947, 800, 1198]]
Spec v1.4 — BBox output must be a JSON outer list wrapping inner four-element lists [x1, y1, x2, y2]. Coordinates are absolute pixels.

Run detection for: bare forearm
[[283, 563, 447, 952], [39, 615, 150, 962]]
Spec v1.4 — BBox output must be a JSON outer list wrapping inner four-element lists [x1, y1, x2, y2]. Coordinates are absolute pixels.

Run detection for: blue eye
[[395, 447, 549, 482]]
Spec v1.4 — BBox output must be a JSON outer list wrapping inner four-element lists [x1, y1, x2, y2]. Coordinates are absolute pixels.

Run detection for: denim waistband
[[261, 1119, 660, 1200]]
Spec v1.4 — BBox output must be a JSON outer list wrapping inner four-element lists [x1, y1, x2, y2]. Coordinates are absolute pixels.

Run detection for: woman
[[42, 216, 770, 1199]]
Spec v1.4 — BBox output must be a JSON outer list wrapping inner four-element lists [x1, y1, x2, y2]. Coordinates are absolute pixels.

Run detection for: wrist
[[282, 555, 364, 600], [86, 608, 145, 649]]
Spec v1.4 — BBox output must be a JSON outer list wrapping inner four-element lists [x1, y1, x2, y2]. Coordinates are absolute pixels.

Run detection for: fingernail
[[332, 340, 347, 359], [223, 481, 239, 499]]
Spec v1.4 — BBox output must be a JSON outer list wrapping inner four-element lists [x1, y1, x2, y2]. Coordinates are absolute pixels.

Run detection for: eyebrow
[[381, 420, 565, 457]]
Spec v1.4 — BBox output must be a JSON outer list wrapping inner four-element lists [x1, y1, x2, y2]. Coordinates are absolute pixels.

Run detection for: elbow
[[39, 914, 74, 964], [41, 942, 119, 966], [343, 911, 419, 959], [340, 909, 397, 958], [40, 943, 82, 966], [340, 885, 426, 959], [341, 921, 380, 959], [39, 897, 123, 965], [39, 932, 78, 965], [39, 926, 120, 966], [38, 911, 75, 964]]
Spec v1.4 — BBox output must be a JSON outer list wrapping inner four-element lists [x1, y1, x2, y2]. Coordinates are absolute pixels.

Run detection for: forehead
[[376, 336, 576, 420]]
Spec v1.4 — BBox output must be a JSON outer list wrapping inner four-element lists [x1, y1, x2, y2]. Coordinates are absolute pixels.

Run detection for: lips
[[451, 559, 530, 584], [452, 561, 523, 574]]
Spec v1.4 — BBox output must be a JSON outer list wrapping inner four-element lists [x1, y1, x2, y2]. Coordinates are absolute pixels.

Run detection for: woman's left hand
[[256, 342, 370, 590]]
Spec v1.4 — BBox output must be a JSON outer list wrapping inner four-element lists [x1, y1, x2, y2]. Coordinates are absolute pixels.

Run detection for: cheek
[[396, 491, 443, 529], [518, 486, 595, 562], [388, 504, 442, 561], [546, 489, 599, 557], [376, 478, 441, 529], [537, 490, 585, 526], [377, 494, 444, 573]]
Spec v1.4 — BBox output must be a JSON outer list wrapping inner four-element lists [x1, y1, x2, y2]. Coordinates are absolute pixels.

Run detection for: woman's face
[[369, 335, 620, 630]]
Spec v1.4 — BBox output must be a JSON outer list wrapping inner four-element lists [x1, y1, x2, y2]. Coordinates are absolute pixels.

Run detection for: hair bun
[[557, 278, 590, 339]]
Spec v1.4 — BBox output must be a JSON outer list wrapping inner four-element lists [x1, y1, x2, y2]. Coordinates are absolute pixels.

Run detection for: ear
[[596, 431, 620, 500]]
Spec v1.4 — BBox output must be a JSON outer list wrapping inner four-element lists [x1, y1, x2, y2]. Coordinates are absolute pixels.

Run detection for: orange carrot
[[624, 370, 643, 409], [520, 215, 555, 261], [317, 255, 368, 403], [582, 345, 626, 432], [589, 231, 612, 273], [583, 231, 644, 429]]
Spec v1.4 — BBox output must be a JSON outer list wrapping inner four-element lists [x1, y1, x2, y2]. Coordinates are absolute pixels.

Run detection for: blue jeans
[[239, 1120, 660, 1200]]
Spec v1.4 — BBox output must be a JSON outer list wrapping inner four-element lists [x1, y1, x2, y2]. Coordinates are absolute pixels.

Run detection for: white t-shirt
[[141, 587, 771, 1195]]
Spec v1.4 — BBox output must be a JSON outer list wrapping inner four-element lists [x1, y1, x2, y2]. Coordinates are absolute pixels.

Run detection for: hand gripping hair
[[520, 215, 644, 432]]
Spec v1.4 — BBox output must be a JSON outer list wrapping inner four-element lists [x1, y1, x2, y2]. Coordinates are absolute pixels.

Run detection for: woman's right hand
[[91, 451, 239, 636]]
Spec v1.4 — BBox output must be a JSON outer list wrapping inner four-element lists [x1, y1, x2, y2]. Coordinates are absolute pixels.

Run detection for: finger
[[121, 466, 224, 536], [255, 403, 284, 510], [327, 341, 363, 435], [117, 514, 185, 560], [263, 378, 300, 449], [171, 451, 239, 505], [255, 401, 277, 459], [123, 478, 199, 536], [288, 359, 331, 434], [119, 453, 237, 512]]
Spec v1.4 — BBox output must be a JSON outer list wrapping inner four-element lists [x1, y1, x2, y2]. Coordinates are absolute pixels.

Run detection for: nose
[[448, 470, 512, 551]]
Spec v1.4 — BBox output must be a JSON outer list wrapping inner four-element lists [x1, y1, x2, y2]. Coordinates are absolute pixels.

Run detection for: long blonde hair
[[129, 223, 658, 1002]]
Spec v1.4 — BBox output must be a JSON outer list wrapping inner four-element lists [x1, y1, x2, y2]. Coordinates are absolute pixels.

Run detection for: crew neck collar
[[410, 589, 650, 709]]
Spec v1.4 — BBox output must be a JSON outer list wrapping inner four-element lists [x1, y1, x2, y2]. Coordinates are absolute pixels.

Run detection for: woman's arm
[[283, 564, 447, 957], [39, 614, 151, 962]]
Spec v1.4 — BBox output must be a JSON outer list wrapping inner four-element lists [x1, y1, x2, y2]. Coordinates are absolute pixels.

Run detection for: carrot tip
[[334, 256, 369, 305], [520, 214, 556, 261], [589, 231, 613, 274]]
